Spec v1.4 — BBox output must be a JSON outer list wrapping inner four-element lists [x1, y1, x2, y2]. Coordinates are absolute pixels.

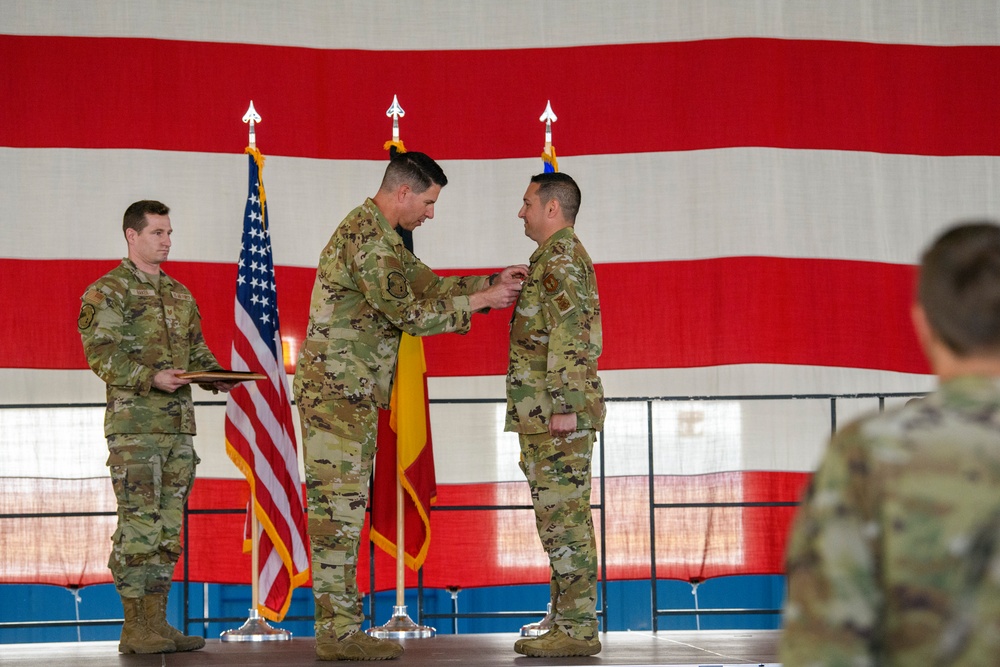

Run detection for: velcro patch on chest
[[170, 291, 193, 301], [130, 288, 156, 297]]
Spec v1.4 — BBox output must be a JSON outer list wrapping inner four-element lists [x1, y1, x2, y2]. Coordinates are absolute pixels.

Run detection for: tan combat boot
[[315, 636, 340, 660], [516, 628, 601, 657], [118, 595, 176, 654], [334, 631, 403, 661], [142, 593, 206, 651]]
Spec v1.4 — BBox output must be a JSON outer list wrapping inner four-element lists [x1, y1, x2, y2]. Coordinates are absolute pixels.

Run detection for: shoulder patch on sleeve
[[385, 270, 409, 299], [78, 304, 96, 331], [552, 290, 575, 316], [543, 274, 560, 293], [83, 289, 105, 306]]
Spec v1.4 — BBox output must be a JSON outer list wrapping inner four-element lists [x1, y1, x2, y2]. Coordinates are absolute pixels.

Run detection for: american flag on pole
[[224, 146, 310, 621]]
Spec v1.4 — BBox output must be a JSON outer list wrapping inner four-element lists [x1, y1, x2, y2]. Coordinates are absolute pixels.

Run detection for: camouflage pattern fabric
[[506, 226, 604, 434], [78, 258, 219, 597], [780, 375, 1000, 666], [294, 198, 488, 410], [293, 199, 491, 639], [506, 226, 604, 641], [296, 393, 377, 639], [78, 258, 222, 435], [106, 433, 198, 597], [936, 507, 1000, 665], [519, 429, 599, 640]]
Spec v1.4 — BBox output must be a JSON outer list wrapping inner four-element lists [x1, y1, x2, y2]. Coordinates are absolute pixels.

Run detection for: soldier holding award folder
[[78, 200, 237, 655]]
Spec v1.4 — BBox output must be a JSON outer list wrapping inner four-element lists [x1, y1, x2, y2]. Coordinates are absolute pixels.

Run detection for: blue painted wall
[[0, 576, 783, 644]]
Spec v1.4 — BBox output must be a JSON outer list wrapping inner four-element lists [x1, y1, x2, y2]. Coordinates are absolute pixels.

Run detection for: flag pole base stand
[[367, 605, 435, 639], [520, 603, 554, 637], [220, 608, 292, 642]]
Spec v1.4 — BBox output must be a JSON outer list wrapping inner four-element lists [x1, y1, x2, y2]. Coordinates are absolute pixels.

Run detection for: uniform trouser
[[518, 429, 598, 641], [106, 433, 197, 598], [297, 395, 378, 640]]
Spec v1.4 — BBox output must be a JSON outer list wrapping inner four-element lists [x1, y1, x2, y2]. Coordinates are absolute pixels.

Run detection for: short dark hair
[[919, 221, 1000, 356], [530, 172, 581, 223], [123, 200, 170, 236], [380, 151, 448, 194]]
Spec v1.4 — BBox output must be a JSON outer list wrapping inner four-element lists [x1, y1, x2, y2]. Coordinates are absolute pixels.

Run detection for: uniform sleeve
[[404, 249, 490, 300], [779, 421, 882, 665], [78, 286, 156, 395], [354, 239, 476, 337], [541, 254, 597, 415]]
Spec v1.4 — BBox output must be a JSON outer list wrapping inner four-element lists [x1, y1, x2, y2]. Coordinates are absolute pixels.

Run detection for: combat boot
[[118, 595, 176, 654], [143, 593, 206, 651], [316, 636, 340, 660], [334, 631, 403, 660], [517, 628, 601, 657]]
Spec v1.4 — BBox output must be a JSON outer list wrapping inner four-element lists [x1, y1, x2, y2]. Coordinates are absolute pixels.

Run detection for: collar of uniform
[[529, 226, 575, 265], [121, 257, 168, 287], [937, 374, 1000, 404], [363, 198, 404, 249]]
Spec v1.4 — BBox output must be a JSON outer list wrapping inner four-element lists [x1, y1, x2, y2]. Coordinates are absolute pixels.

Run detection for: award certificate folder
[[177, 370, 267, 382]]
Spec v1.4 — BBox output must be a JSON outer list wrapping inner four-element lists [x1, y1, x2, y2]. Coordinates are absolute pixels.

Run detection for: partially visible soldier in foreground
[[78, 200, 233, 654], [780, 221, 1000, 665], [507, 172, 605, 658], [294, 151, 526, 661]]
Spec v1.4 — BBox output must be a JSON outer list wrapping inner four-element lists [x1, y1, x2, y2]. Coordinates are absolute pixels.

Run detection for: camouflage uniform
[[506, 226, 604, 641], [293, 198, 489, 640], [78, 258, 221, 597], [780, 375, 1000, 666]]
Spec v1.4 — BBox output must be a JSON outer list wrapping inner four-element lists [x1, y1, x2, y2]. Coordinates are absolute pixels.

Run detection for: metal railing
[[0, 391, 923, 637]]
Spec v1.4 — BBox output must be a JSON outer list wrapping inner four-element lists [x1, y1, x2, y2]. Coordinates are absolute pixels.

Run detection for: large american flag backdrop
[[2, 1, 998, 593]]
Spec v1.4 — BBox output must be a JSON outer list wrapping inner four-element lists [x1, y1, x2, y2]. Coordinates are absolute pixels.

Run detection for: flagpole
[[396, 477, 405, 608], [520, 100, 561, 638], [369, 95, 434, 640], [221, 100, 292, 643], [251, 509, 260, 610]]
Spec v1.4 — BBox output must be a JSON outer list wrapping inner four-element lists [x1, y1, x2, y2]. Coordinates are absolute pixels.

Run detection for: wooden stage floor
[[0, 630, 780, 666]]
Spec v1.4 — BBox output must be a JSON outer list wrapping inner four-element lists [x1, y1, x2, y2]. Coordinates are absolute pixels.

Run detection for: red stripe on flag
[[223, 374, 298, 558], [3, 257, 925, 375], [3, 35, 1000, 158]]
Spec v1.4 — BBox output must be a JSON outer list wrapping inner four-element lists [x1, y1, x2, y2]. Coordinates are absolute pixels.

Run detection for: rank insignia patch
[[386, 271, 409, 299]]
